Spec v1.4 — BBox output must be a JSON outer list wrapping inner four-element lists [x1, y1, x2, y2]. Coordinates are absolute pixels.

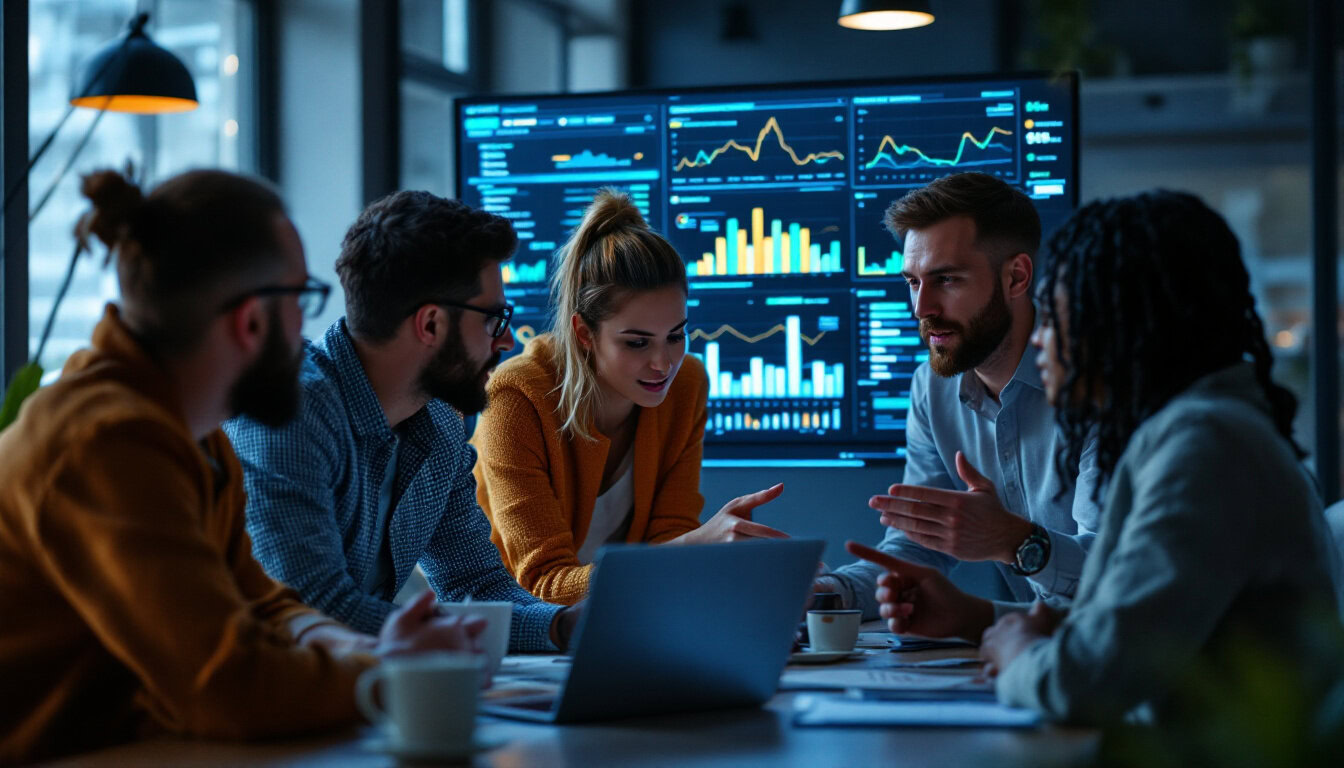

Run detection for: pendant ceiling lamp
[[838, 0, 935, 31]]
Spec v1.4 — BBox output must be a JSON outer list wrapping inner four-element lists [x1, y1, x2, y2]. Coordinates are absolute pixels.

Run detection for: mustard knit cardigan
[[472, 333, 708, 605]]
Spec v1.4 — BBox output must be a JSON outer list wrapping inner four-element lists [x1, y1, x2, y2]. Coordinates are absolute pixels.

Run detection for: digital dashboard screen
[[456, 73, 1077, 466]]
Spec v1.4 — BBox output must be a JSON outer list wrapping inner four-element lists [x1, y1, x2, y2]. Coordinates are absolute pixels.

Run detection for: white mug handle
[[355, 666, 388, 724]]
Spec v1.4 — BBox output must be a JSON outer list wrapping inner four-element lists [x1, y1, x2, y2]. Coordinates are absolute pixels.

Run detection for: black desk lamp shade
[[69, 12, 197, 113]]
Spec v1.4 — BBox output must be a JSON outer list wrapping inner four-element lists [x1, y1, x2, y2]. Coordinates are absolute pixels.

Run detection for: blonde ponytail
[[549, 188, 687, 440]]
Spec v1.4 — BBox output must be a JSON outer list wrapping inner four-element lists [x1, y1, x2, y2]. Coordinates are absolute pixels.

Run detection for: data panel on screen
[[457, 74, 1076, 465]]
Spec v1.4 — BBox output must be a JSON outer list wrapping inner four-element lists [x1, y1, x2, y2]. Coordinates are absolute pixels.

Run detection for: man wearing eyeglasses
[[0, 171, 487, 764], [226, 190, 580, 654]]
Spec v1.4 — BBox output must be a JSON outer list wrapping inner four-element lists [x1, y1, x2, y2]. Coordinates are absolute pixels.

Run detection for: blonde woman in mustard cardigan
[[473, 189, 790, 605]]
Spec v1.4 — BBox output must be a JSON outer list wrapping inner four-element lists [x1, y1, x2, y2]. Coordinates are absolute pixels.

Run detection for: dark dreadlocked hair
[[1041, 190, 1302, 501]]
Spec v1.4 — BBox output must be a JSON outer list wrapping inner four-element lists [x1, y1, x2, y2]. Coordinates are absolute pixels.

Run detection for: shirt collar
[[319, 318, 442, 449], [955, 341, 1042, 413], [320, 318, 394, 441], [1010, 343, 1045, 392]]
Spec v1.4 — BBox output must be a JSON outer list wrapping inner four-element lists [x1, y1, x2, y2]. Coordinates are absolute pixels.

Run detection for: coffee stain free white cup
[[806, 609, 863, 652], [436, 601, 512, 678], [356, 652, 484, 755]]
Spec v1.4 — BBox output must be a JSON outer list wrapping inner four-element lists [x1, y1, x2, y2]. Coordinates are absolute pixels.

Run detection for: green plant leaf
[[0, 362, 44, 433]]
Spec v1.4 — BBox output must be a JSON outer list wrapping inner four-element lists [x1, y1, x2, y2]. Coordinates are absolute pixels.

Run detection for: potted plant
[[1230, 0, 1297, 82]]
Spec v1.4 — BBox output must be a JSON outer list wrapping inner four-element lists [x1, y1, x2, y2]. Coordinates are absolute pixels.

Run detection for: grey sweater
[[996, 363, 1342, 723]]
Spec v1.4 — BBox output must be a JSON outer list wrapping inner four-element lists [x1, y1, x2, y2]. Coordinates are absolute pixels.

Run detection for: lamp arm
[[29, 106, 107, 224], [0, 105, 74, 216], [0, 13, 143, 218], [32, 240, 86, 365]]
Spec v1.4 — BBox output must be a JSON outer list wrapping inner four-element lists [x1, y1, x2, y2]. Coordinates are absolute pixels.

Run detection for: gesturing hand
[[675, 483, 790, 545], [868, 452, 1033, 563], [980, 600, 1063, 677], [845, 540, 993, 642], [374, 589, 487, 658]]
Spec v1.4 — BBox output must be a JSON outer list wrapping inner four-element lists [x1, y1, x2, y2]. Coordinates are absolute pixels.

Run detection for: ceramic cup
[[355, 651, 484, 755], [806, 609, 863, 652], [437, 601, 512, 678]]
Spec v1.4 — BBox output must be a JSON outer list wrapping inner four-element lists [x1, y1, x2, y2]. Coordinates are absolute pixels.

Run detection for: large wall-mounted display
[[457, 73, 1077, 466]]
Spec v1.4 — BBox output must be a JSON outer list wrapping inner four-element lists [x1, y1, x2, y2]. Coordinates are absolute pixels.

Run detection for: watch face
[[1017, 541, 1046, 574]]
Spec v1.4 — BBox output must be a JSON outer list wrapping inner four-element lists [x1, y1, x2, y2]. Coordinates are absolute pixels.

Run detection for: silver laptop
[[481, 538, 824, 723]]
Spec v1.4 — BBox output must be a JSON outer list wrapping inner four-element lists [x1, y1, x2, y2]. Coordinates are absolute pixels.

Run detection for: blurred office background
[[5, 0, 1341, 572]]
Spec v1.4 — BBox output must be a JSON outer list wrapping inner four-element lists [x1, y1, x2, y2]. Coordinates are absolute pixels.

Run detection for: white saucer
[[362, 734, 504, 764], [789, 650, 862, 664]]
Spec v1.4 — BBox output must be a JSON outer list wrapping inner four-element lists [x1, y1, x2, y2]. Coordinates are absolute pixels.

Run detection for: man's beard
[[921, 281, 1012, 377], [417, 327, 500, 416], [230, 308, 303, 427]]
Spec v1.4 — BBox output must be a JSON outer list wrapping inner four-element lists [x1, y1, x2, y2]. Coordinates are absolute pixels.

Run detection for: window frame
[[1, 0, 268, 385], [2, 0, 29, 385]]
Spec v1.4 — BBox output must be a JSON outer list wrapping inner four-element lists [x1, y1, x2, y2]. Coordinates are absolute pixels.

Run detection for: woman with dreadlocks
[[853, 190, 1341, 724]]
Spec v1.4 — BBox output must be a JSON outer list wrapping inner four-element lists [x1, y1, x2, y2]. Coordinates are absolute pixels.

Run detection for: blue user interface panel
[[456, 73, 1077, 466]]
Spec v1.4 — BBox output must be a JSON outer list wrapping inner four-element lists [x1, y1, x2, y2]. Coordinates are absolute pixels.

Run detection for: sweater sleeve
[[216, 470, 346, 642], [474, 383, 594, 605], [995, 418, 1259, 723], [643, 369, 707, 543], [25, 419, 372, 740]]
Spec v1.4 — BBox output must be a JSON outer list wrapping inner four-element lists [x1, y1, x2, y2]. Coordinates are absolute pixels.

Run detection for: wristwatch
[[1010, 523, 1051, 576]]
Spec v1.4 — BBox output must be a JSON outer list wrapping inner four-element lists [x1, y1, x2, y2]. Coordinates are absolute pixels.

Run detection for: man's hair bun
[[79, 169, 145, 252]]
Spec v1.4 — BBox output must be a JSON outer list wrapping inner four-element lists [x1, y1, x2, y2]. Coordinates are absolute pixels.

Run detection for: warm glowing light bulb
[[838, 10, 934, 30]]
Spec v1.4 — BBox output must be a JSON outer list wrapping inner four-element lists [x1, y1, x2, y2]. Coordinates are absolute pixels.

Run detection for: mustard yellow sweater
[[473, 334, 708, 605], [0, 307, 373, 764]]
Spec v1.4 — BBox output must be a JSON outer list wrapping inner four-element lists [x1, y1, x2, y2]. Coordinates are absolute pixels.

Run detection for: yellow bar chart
[[688, 205, 842, 277]]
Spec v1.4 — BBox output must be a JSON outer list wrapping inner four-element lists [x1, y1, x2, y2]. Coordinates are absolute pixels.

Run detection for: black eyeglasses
[[223, 277, 332, 319], [433, 300, 514, 338]]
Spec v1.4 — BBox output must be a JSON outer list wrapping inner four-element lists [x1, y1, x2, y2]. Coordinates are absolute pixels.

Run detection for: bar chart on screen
[[671, 189, 848, 279], [503, 259, 548, 284], [687, 292, 852, 438], [699, 319, 845, 400], [852, 195, 906, 280]]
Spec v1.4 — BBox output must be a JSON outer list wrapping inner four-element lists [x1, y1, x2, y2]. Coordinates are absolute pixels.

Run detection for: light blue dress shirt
[[829, 347, 1102, 620]]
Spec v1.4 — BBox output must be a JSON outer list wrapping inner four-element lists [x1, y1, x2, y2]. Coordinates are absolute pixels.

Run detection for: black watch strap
[[1010, 523, 1051, 576]]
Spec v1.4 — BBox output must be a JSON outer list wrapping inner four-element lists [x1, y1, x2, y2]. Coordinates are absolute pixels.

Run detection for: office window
[[1080, 77, 1344, 489], [400, 0, 477, 196], [401, 79, 461, 196], [401, 0, 471, 75], [27, 0, 256, 376]]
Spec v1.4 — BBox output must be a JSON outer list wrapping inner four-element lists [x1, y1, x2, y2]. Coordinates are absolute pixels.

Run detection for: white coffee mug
[[807, 609, 862, 652], [355, 652, 484, 754], [437, 601, 512, 678]]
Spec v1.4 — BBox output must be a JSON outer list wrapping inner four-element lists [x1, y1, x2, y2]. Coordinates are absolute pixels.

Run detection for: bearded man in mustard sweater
[[0, 169, 482, 764]]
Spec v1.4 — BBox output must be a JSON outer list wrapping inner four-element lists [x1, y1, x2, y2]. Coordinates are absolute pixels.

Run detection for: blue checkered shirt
[[224, 318, 561, 650]]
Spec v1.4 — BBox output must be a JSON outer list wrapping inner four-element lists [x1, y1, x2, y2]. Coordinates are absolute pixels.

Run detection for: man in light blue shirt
[[818, 172, 1100, 626]]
